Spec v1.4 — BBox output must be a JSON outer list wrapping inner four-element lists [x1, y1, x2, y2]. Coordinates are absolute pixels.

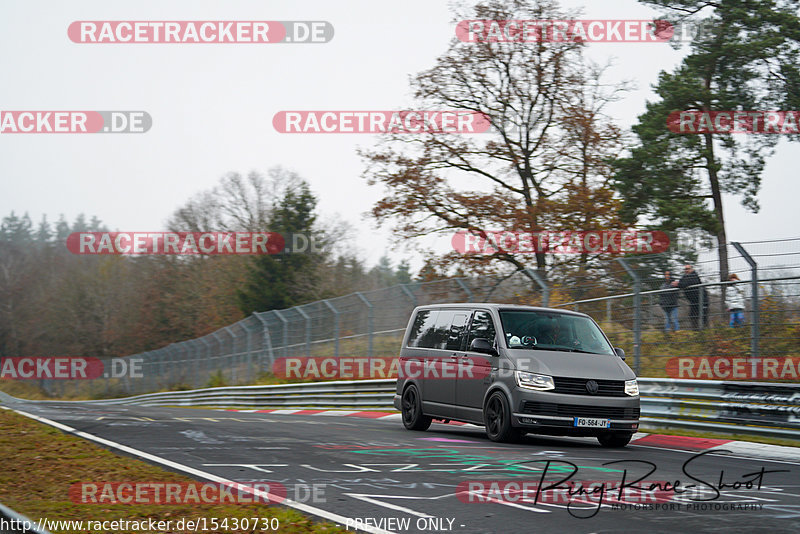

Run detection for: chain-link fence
[[12, 238, 800, 398]]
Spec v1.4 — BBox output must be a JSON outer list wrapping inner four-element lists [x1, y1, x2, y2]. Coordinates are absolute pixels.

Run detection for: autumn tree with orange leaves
[[362, 0, 630, 285]]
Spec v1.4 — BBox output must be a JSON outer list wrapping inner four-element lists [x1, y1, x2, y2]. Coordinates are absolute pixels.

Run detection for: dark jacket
[[659, 280, 679, 308], [677, 271, 702, 303]]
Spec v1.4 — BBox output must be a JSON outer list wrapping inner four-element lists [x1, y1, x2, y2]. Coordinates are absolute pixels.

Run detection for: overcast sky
[[2, 0, 798, 272]]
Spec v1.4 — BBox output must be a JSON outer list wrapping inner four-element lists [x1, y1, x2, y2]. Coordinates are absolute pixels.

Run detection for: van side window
[[431, 311, 455, 349], [446, 312, 469, 351], [467, 311, 496, 349], [407, 310, 439, 348]]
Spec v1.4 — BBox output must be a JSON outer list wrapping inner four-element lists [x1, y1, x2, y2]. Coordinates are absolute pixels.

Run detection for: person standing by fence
[[673, 264, 705, 329], [727, 273, 746, 327], [659, 271, 679, 332]]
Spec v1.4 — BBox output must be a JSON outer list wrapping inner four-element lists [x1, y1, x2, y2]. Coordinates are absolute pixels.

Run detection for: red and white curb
[[631, 433, 800, 462], [228, 408, 800, 461]]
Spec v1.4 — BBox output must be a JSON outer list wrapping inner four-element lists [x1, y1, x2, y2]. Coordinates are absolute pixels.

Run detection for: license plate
[[574, 417, 610, 428]]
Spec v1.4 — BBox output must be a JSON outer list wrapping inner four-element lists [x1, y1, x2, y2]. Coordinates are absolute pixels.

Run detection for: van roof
[[413, 303, 587, 317]]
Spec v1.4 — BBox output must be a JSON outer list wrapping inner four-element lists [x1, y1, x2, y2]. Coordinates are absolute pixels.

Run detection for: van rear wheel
[[401, 385, 432, 431], [484, 391, 523, 442], [597, 432, 633, 448]]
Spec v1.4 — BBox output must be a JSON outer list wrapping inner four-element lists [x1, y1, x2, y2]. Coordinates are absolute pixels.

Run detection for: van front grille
[[552, 377, 628, 397], [521, 401, 639, 420]]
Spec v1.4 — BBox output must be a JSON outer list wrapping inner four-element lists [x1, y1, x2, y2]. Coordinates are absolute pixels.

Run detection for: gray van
[[393, 304, 639, 447]]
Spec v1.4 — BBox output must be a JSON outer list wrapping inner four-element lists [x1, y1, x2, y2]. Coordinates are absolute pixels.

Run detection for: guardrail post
[[295, 306, 312, 358], [732, 242, 759, 360], [322, 299, 340, 358], [616, 258, 641, 375], [356, 292, 374, 358], [273, 309, 289, 360], [525, 269, 550, 307]]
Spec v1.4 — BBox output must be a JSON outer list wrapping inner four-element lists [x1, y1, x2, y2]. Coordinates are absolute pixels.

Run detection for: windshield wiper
[[541, 346, 606, 354]]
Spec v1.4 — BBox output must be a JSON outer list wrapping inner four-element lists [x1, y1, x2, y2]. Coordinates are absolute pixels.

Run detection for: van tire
[[484, 391, 522, 442], [401, 384, 432, 431], [597, 432, 633, 448]]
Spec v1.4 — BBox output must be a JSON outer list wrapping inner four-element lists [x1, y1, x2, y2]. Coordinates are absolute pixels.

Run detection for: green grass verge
[[0, 408, 347, 534]]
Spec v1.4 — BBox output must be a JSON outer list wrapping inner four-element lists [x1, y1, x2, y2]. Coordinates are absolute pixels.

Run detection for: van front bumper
[[510, 388, 640, 436]]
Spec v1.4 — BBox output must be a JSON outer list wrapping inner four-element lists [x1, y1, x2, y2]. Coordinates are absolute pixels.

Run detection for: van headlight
[[515, 371, 555, 391], [625, 379, 639, 396]]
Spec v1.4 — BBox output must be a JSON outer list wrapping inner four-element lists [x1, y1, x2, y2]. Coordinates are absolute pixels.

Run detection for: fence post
[[356, 292, 374, 358], [273, 310, 289, 360], [253, 312, 275, 372], [322, 299, 340, 358], [606, 299, 612, 324], [243, 321, 256, 379], [525, 269, 550, 307], [400, 284, 417, 309], [455, 279, 473, 303], [224, 326, 237, 384], [732, 242, 759, 359], [211, 332, 223, 381], [616, 258, 641, 375], [295, 306, 312, 358], [165, 344, 178, 389], [200, 337, 212, 387]]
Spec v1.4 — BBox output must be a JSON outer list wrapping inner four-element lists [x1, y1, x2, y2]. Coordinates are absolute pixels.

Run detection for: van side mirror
[[614, 347, 626, 360], [470, 338, 498, 356]]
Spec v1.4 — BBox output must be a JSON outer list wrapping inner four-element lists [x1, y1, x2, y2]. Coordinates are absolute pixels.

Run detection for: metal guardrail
[[3, 378, 798, 441], [80, 379, 396, 410], [637, 378, 800, 440]]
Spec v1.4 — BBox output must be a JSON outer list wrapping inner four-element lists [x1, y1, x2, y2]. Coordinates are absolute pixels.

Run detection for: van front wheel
[[484, 392, 523, 442], [401, 385, 432, 431]]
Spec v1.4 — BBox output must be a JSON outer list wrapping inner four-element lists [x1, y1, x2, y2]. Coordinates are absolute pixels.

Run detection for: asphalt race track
[[2, 397, 799, 534]]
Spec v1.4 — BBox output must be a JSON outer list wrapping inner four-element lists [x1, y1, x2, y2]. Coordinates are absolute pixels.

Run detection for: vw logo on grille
[[585, 380, 599, 395]]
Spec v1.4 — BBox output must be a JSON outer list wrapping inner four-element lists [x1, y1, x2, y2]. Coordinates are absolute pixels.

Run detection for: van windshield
[[499, 310, 614, 355]]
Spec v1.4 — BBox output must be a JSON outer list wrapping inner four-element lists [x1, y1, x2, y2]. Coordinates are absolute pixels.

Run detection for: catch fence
[[10, 239, 800, 398]]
